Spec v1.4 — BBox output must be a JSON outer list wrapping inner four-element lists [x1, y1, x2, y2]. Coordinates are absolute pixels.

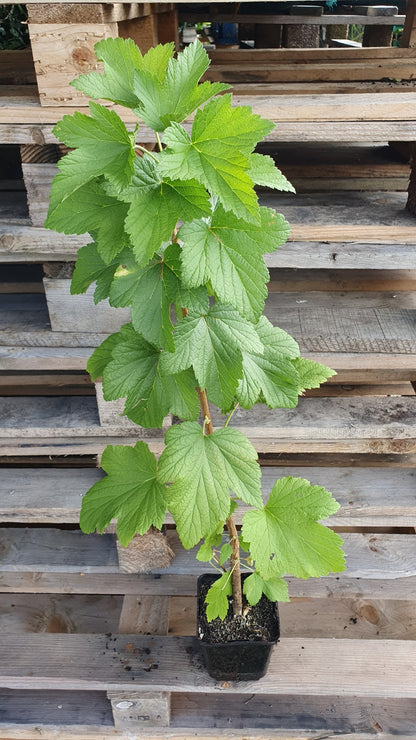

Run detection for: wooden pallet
[[0, 457, 415, 736]]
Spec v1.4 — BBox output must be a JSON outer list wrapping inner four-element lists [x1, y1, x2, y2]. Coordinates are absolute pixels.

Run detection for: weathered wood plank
[[4, 120, 416, 145], [0, 634, 415, 697], [0, 466, 415, 527], [0, 593, 122, 633], [3, 226, 416, 268], [206, 58, 415, 84], [0, 49, 36, 85], [0, 725, 410, 740], [3, 91, 416, 124], [1, 529, 415, 587], [170, 595, 416, 640]]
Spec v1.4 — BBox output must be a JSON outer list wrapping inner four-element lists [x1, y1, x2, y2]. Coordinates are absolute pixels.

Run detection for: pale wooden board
[[0, 593, 122, 634], [44, 279, 131, 333], [5, 120, 416, 145], [206, 56, 413, 85], [1, 528, 415, 587], [0, 396, 414, 456], [0, 589, 414, 640], [210, 396, 416, 440], [170, 595, 416, 640], [0, 730, 409, 740], [3, 90, 416, 124], [0, 395, 165, 439], [3, 225, 416, 268], [0, 634, 415, 697], [0, 466, 415, 528]]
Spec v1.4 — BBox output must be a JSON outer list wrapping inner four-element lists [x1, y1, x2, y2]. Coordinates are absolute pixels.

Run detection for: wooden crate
[[26, 2, 178, 106]]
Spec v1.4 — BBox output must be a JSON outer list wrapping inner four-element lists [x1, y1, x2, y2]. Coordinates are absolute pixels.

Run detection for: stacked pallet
[[0, 1, 416, 736]]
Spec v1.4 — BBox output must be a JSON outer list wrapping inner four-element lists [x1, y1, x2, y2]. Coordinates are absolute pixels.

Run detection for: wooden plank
[[0, 49, 36, 85], [267, 269, 416, 293], [26, 3, 163, 23], [0, 726, 409, 740], [208, 47, 416, 63], [3, 226, 416, 268], [2, 435, 413, 456], [170, 596, 416, 640], [182, 11, 405, 25], [172, 694, 416, 735], [402, 0, 416, 47], [3, 91, 416, 124], [1, 529, 415, 587], [21, 162, 57, 226], [0, 394, 414, 444], [107, 690, 171, 731], [4, 119, 416, 145], [0, 395, 166, 439], [0, 593, 122, 633], [210, 396, 416, 443], [44, 279, 131, 333], [28, 22, 119, 107], [0, 224, 86, 261], [1, 467, 415, 527], [0, 634, 415, 697], [206, 58, 416, 83]]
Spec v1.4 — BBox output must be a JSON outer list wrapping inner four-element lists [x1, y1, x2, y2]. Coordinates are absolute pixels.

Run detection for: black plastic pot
[[196, 573, 280, 681]]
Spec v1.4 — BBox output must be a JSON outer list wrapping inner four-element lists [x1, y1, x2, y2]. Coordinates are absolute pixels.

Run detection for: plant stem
[[197, 388, 243, 617], [134, 145, 158, 162], [156, 132, 163, 152], [224, 402, 239, 428], [226, 514, 243, 616]]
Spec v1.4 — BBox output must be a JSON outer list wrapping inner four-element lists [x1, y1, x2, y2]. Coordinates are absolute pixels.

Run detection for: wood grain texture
[[1, 528, 415, 587], [170, 595, 416, 640], [44, 279, 131, 333], [4, 119, 416, 144], [0, 634, 415, 697], [3, 90, 416, 124], [28, 22, 118, 106], [3, 227, 416, 268], [0, 466, 415, 527]]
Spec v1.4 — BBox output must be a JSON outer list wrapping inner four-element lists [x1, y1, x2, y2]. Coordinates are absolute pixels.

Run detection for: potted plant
[[46, 38, 346, 680]]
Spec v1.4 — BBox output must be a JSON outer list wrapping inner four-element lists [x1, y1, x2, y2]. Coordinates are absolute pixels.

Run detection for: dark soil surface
[[198, 576, 280, 645]]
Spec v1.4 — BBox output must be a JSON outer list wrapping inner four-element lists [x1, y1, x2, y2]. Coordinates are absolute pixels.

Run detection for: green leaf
[[196, 542, 214, 562], [102, 324, 159, 402], [71, 38, 174, 108], [292, 357, 337, 392], [48, 180, 130, 264], [86, 332, 123, 381], [243, 572, 263, 606], [158, 422, 262, 548], [179, 204, 289, 322], [219, 542, 233, 566], [79, 441, 166, 546], [160, 94, 273, 222], [261, 577, 289, 602], [160, 303, 263, 409], [100, 324, 199, 428], [47, 104, 134, 216], [243, 572, 289, 605], [70, 243, 125, 303], [126, 367, 200, 429], [123, 155, 211, 264], [109, 250, 179, 350], [133, 40, 229, 131], [242, 476, 346, 580], [249, 153, 295, 193], [237, 316, 301, 410], [255, 316, 300, 359], [205, 573, 232, 622]]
